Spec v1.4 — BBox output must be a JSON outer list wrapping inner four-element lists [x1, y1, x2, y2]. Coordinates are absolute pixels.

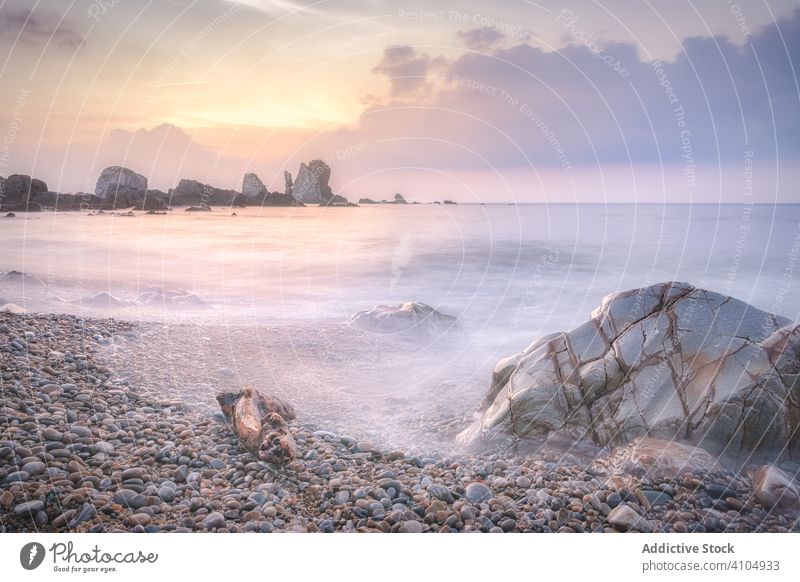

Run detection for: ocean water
[[2, 203, 799, 450], [2, 204, 798, 335]]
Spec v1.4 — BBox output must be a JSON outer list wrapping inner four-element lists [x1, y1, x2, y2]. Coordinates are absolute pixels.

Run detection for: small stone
[[157, 487, 175, 502], [69, 425, 93, 438], [427, 484, 454, 504], [202, 512, 226, 530], [465, 482, 493, 503], [68, 503, 97, 528], [21, 461, 46, 476], [608, 504, 644, 531], [14, 500, 44, 516]]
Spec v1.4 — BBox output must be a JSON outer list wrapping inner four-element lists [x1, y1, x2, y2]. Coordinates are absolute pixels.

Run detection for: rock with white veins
[[459, 282, 800, 463]]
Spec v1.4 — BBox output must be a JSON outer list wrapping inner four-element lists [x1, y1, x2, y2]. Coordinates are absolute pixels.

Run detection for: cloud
[[458, 27, 505, 51], [0, 9, 84, 48], [371, 45, 434, 99]]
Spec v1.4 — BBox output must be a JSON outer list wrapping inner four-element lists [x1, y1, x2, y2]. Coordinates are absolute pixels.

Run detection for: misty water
[[2, 203, 799, 453]]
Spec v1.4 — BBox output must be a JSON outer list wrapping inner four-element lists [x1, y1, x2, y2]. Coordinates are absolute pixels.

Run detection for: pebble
[[465, 482, 493, 503], [202, 512, 227, 530], [14, 501, 44, 516]]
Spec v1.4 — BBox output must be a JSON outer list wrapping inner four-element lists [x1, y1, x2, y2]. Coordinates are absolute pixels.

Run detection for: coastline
[[1, 311, 797, 533]]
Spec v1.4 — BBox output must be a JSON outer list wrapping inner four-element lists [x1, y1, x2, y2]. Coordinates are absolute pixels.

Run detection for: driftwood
[[216, 387, 298, 464]]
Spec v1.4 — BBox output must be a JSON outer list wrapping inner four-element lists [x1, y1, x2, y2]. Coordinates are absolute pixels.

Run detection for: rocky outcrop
[[394, 193, 407, 204], [351, 301, 460, 338], [0, 174, 48, 210], [94, 166, 148, 206], [458, 282, 800, 463], [284, 171, 293, 196], [169, 179, 239, 206], [242, 173, 267, 197], [292, 160, 333, 204]]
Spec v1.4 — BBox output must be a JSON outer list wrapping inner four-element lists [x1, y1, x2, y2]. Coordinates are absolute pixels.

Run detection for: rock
[[0, 303, 27, 314], [358, 198, 377, 204], [94, 166, 148, 205], [157, 486, 175, 502], [291, 160, 334, 204], [21, 461, 46, 476], [1, 270, 45, 286], [68, 503, 97, 528], [402, 520, 423, 533], [169, 179, 237, 206], [136, 288, 210, 309], [394, 193, 407, 204], [77, 292, 134, 308], [427, 484, 454, 503], [185, 205, 212, 212], [608, 504, 645, 531], [0, 174, 48, 209], [350, 301, 460, 339], [464, 482, 493, 503], [593, 438, 721, 486], [242, 173, 267, 197], [14, 500, 44, 516], [202, 511, 226, 530], [216, 387, 298, 464], [0, 490, 14, 507], [751, 465, 800, 512], [69, 425, 93, 438], [113, 489, 146, 509], [284, 171, 293, 196], [459, 282, 800, 463]]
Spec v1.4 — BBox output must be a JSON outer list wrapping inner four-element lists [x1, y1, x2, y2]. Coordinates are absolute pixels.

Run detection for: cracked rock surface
[[459, 282, 800, 463]]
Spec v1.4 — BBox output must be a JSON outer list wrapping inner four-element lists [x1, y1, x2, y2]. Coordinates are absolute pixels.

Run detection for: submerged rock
[[76, 292, 134, 308], [0, 270, 45, 286], [459, 282, 800, 463], [136, 288, 210, 309], [350, 301, 460, 338]]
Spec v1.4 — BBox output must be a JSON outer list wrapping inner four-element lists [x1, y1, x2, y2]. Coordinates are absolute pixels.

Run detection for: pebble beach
[[2, 312, 798, 533]]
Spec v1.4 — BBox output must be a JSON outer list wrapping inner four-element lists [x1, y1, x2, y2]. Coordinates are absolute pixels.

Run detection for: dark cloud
[[350, 7, 800, 171], [458, 27, 505, 51], [0, 9, 84, 48], [371, 45, 433, 98]]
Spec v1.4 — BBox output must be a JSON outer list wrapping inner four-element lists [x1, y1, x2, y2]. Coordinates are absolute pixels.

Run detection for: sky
[[0, 0, 798, 202]]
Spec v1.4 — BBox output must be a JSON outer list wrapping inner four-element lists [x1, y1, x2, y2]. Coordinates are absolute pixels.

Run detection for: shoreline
[[1, 312, 797, 532]]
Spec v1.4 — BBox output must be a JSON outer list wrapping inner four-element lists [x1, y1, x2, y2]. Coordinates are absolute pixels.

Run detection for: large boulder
[[292, 160, 333, 204], [458, 282, 800, 463], [94, 166, 148, 206], [242, 173, 267, 197], [0, 174, 48, 209], [351, 301, 460, 338]]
